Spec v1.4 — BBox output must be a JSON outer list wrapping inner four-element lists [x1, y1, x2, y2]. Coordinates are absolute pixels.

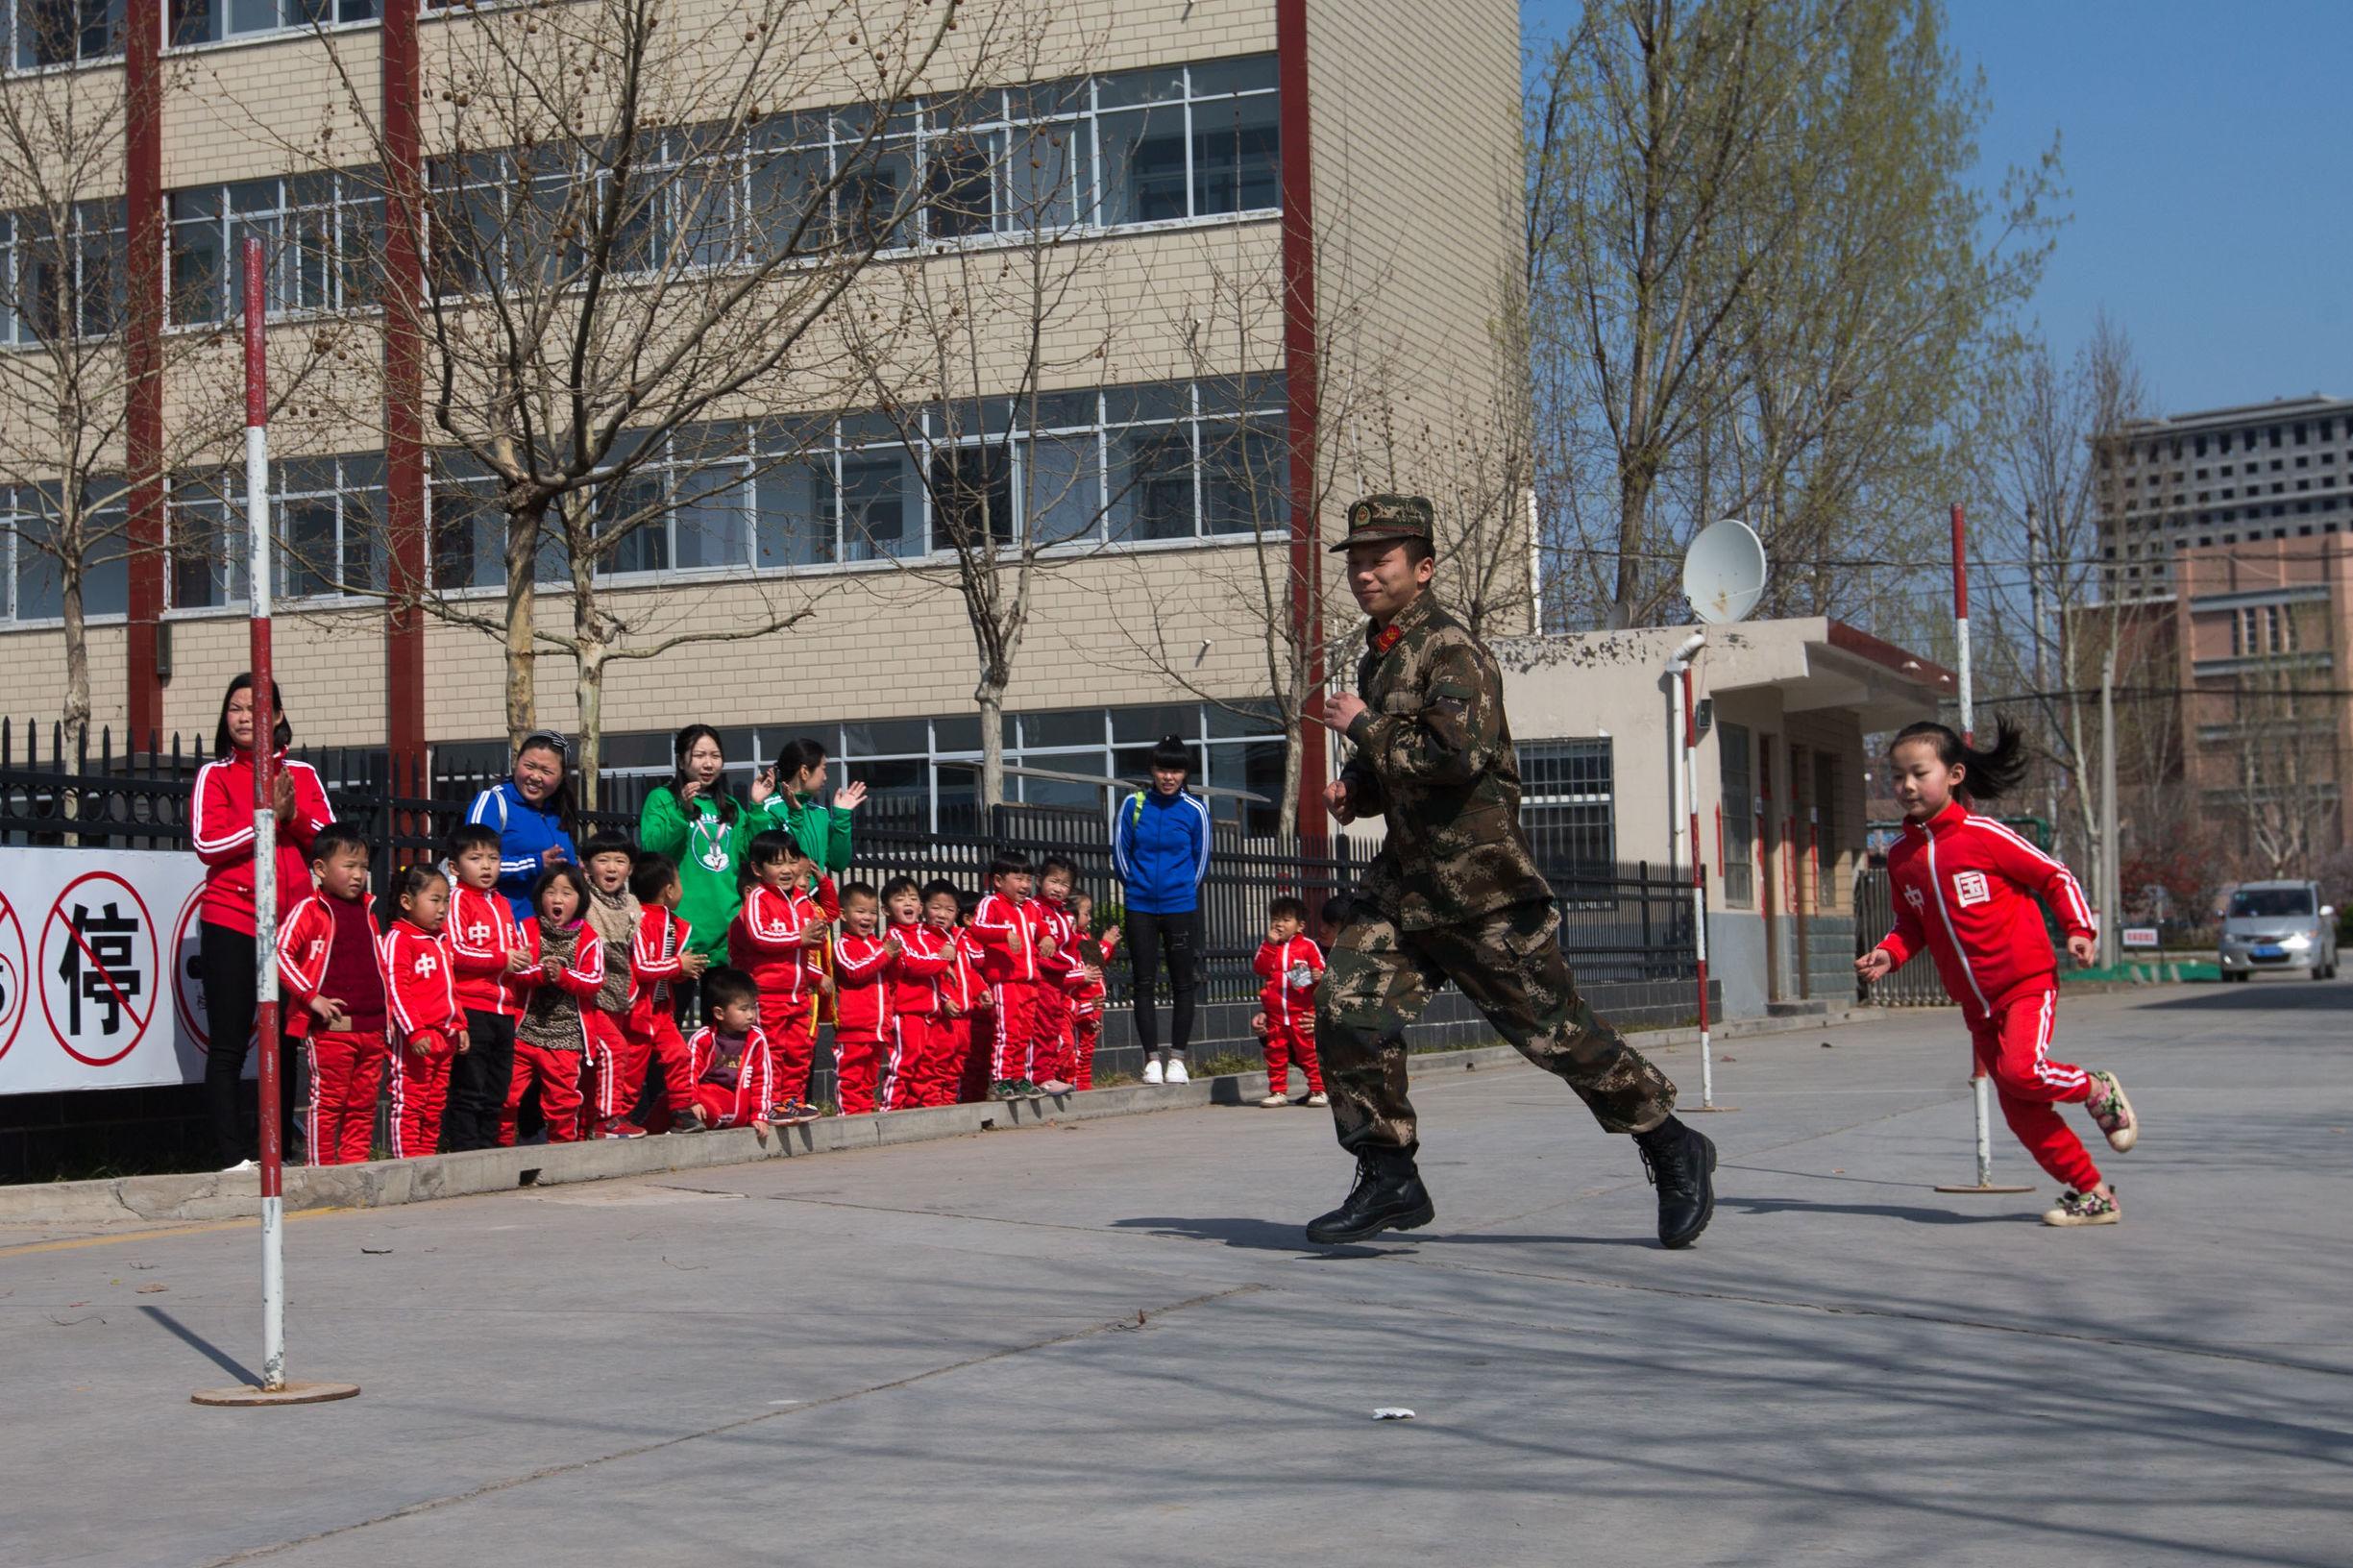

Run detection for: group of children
[[270, 819, 1155, 1163]]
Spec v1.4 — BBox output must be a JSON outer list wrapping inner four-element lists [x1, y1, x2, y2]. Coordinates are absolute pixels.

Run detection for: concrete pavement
[[4, 977, 2348, 1567]]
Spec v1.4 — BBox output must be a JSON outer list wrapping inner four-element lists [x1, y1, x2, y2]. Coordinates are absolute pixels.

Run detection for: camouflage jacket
[[1339, 593, 1553, 930]]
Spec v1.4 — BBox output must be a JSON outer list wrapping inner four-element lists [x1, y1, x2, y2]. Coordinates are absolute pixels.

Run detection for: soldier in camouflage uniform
[[1305, 495, 1718, 1249]]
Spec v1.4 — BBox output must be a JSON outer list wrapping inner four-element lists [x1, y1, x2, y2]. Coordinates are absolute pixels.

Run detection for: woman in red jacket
[[190, 674, 334, 1171], [1857, 722, 2141, 1227]]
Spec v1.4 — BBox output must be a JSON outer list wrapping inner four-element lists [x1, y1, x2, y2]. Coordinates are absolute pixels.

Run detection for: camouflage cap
[[1330, 494, 1434, 553]]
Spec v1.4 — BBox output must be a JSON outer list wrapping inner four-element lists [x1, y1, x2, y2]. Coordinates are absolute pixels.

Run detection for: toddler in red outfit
[[379, 865, 465, 1157], [277, 825, 389, 1166], [1251, 894, 1327, 1108]]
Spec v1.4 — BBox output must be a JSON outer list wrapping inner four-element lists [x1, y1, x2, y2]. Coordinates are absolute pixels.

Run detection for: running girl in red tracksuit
[[1252, 894, 1327, 1108], [379, 867, 465, 1158], [628, 854, 705, 1132], [1858, 722, 2143, 1227], [278, 826, 389, 1166]]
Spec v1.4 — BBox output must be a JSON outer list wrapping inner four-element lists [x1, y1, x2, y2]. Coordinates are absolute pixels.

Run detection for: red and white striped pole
[[194, 240, 358, 1405], [1667, 632, 1724, 1111]]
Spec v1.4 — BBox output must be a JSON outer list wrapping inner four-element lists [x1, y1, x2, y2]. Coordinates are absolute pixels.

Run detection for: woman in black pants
[[189, 674, 335, 1169], [1111, 737, 1213, 1084]]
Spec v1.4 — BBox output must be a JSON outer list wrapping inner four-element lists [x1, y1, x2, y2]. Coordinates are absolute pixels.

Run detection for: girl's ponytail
[[1890, 719, 2029, 803]]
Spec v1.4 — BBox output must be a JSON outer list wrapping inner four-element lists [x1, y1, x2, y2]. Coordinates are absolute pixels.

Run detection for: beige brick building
[[0, 0, 1530, 833]]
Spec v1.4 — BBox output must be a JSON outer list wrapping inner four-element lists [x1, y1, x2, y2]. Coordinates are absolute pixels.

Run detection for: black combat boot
[[1633, 1116, 1717, 1249], [1305, 1147, 1435, 1245]]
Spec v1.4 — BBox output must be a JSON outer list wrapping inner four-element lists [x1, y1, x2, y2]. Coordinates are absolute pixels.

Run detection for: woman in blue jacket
[[466, 729, 579, 920], [1112, 735, 1213, 1084]]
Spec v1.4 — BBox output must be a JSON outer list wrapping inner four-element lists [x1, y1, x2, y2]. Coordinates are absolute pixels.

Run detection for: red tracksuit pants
[[1968, 984, 2099, 1190], [1070, 1014, 1100, 1090], [941, 1016, 986, 1103], [1262, 1021, 1325, 1096], [692, 1072, 765, 1129], [836, 1029, 890, 1115], [501, 1042, 584, 1146], [638, 1015, 694, 1131], [1033, 988, 1073, 1084], [875, 1017, 926, 1110], [306, 1029, 388, 1165], [991, 981, 1045, 1082], [760, 993, 819, 1105], [386, 1032, 457, 1158], [585, 1011, 650, 1128]]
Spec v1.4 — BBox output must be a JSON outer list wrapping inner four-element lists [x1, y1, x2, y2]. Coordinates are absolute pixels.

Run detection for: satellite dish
[[1682, 518, 1768, 625]]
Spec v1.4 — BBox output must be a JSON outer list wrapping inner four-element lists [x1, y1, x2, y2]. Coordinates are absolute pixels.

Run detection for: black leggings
[[1125, 908, 1201, 1056], [199, 920, 298, 1167]]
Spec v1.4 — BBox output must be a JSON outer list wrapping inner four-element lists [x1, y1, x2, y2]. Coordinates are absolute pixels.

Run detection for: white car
[[2218, 880, 2340, 981]]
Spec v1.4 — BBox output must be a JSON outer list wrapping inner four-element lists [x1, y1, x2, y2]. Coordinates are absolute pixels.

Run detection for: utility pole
[[2099, 642, 2120, 969]]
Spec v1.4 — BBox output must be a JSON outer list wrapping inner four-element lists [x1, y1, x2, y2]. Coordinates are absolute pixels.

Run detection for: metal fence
[[2, 722, 1698, 1005], [1851, 864, 1949, 1005]]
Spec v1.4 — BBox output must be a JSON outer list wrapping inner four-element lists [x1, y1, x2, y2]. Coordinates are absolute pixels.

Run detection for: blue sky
[[1520, 1, 2352, 418]]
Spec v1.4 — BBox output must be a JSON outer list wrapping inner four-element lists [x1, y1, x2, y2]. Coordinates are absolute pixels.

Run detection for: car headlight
[[2283, 932, 2313, 950]]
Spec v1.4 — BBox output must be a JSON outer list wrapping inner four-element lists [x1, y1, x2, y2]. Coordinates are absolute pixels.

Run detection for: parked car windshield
[[2229, 889, 2316, 919]]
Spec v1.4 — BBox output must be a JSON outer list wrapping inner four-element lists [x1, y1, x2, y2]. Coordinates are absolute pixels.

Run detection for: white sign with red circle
[[5, 848, 213, 1094]]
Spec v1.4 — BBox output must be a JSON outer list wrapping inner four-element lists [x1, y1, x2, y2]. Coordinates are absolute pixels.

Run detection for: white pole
[[1973, 1075, 1995, 1188], [1666, 632, 1718, 1111]]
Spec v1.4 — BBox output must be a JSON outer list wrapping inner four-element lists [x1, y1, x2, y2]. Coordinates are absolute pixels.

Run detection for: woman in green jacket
[[756, 736, 864, 877], [638, 726, 767, 1004]]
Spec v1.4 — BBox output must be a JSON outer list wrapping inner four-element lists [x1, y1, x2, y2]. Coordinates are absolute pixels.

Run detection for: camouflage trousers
[[1316, 899, 1678, 1154]]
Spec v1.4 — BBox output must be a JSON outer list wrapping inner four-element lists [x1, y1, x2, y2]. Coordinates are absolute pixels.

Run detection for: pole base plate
[[1686, 1105, 1740, 1114], [1932, 1184, 2035, 1194], [190, 1380, 361, 1408]]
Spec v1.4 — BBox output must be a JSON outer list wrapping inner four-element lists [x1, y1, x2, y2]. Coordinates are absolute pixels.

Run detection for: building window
[[167, 173, 380, 325], [11, 0, 122, 66], [170, 456, 385, 604], [0, 201, 123, 341], [166, 0, 371, 47], [1718, 723, 1753, 908], [0, 482, 129, 623], [1516, 738, 1614, 874]]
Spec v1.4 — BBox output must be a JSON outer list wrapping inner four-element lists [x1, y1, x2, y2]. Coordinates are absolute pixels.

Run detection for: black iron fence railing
[[1, 723, 1697, 1004]]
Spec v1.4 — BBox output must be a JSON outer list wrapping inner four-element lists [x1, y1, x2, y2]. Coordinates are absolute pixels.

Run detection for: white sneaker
[[1305, 1092, 1329, 1108], [1258, 1091, 1289, 1108], [1165, 1058, 1189, 1085], [220, 1159, 257, 1173], [1141, 1058, 1164, 1086], [1039, 1078, 1074, 1095]]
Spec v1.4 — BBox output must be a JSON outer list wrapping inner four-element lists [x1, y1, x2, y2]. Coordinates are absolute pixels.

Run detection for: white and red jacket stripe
[[971, 893, 1046, 985], [687, 1024, 775, 1126], [1035, 898, 1082, 995], [448, 883, 527, 1017], [939, 926, 986, 1016], [887, 919, 952, 1019], [1254, 935, 1325, 1024], [191, 749, 333, 936], [628, 905, 693, 1033], [1873, 800, 2096, 1013], [380, 919, 462, 1050], [276, 892, 338, 1041], [731, 884, 819, 997], [832, 931, 898, 1037]]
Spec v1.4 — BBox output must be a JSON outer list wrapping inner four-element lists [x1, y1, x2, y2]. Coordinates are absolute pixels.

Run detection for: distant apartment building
[[0, 0, 1529, 837]]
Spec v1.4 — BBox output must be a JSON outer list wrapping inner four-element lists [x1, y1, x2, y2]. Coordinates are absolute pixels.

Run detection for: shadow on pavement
[[1110, 1214, 1660, 1253], [2134, 979, 2349, 1015], [138, 1306, 261, 1385], [1727, 1196, 2034, 1226]]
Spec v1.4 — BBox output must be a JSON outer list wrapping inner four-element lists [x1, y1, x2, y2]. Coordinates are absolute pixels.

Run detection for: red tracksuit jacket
[[1254, 935, 1325, 1027], [1035, 899, 1082, 997], [731, 884, 820, 998], [1874, 800, 2096, 1015], [1074, 927, 1118, 1018], [380, 920, 462, 1050], [448, 883, 527, 1017], [191, 748, 335, 936], [934, 926, 984, 1017], [278, 892, 387, 1041], [513, 918, 607, 1045], [971, 893, 1047, 985], [888, 919, 953, 1021], [687, 1024, 775, 1124], [629, 905, 694, 1034], [832, 932, 898, 1037]]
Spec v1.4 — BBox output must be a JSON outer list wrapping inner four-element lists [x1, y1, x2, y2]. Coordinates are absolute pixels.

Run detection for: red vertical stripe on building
[[1277, 0, 1323, 844], [382, 0, 428, 776], [124, 0, 164, 745]]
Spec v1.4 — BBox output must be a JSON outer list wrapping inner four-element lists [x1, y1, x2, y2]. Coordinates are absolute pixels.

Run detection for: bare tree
[[280, 0, 987, 797]]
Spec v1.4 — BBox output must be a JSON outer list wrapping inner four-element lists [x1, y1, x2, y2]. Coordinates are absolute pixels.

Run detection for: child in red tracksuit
[[503, 864, 604, 1146], [729, 831, 829, 1123], [830, 883, 902, 1115], [930, 884, 988, 1105], [580, 831, 649, 1139], [881, 877, 951, 1109], [278, 825, 389, 1165], [678, 967, 775, 1132], [1031, 856, 1084, 1094], [1858, 721, 2142, 1228], [628, 854, 705, 1133], [1251, 894, 1327, 1108], [973, 852, 1056, 1098], [443, 823, 533, 1153], [379, 866, 465, 1157], [1066, 892, 1113, 1091]]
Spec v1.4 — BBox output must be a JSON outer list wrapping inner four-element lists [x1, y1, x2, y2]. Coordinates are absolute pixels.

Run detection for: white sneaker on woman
[[1165, 1058, 1190, 1086], [1141, 1058, 1164, 1086]]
